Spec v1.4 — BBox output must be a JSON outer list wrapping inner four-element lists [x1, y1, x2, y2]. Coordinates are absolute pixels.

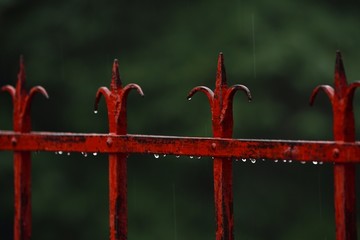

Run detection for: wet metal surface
[[1, 57, 48, 240], [94, 59, 143, 240], [310, 51, 359, 240], [0, 52, 359, 240]]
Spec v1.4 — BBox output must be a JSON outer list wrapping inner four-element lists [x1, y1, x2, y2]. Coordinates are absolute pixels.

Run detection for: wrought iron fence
[[0, 51, 358, 240]]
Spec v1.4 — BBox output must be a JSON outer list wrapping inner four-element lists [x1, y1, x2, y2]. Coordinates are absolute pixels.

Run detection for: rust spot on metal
[[333, 148, 340, 158], [11, 137, 17, 146], [107, 137, 113, 147]]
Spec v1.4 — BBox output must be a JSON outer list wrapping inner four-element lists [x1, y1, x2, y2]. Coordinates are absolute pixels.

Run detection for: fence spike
[[95, 59, 144, 240], [310, 51, 358, 240], [188, 52, 251, 240]]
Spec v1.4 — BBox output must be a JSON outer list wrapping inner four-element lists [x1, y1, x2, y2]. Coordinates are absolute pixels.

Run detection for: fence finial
[[310, 50, 359, 240], [215, 52, 227, 91], [94, 59, 144, 132], [0, 55, 48, 240], [111, 59, 121, 91], [187, 52, 251, 240], [334, 51, 347, 98], [94, 58, 144, 240], [1, 55, 48, 131]]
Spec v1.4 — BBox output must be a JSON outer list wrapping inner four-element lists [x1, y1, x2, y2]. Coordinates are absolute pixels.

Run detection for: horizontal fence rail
[[0, 51, 359, 240], [0, 131, 360, 163]]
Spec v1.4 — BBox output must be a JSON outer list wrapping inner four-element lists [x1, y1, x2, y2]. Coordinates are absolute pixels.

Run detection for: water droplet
[[163, 154, 167, 157], [283, 160, 287, 163], [312, 161, 318, 165], [288, 160, 292, 163], [274, 159, 278, 162], [55, 151, 58, 155], [67, 152, 71, 156], [301, 161, 306, 164], [154, 154, 160, 159], [235, 158, 239, 162], [58, 151, 63, 155], [82, 152, 88, 157], [94, 110, 98, 114], [262, 158, 266, 161], [93, 152, 98, 156], [242, 158, 246, 162], [189, 156, 194, 159], [176, 155, 180, 158], [197, 156, 201, 159], [251, 158, 256, 163], [319, 161, 323, 165], [187, 97, 192, 101]]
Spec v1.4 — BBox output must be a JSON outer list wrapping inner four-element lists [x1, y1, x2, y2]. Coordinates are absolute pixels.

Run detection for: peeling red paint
[[94, 59, 143, 240], [1, 56, 48, 240], [0, 52, 359, 240], [310, 51, 358, 240], [188, 53, 251, 240]]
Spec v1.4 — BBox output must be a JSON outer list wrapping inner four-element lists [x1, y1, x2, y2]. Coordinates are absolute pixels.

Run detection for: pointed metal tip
[[19, 54, 24, 64], [335, 51, 345, 74], [335, 50, 343, 64], [334, 50, 347, 94], [19, 55, 25, 71], [113, 59, 119, 69], [17, 54, 26, 86], [215, 52, 227, 89], [218, 52, 224, 61], [110, 59, 121, 90], [217, 52, 225, 68]]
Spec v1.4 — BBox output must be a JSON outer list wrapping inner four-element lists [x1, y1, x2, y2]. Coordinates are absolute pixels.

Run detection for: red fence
[[0, 52, 359, 240]]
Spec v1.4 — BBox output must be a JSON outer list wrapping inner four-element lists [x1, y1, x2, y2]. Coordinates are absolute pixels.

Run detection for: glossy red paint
[[1, 56, 49, 240], [94, 59, 143, 240], [310, 51, 359, 240], [0, 52, 359, 240], [188, 53, 251, 240], [0, 132, 359, 162]]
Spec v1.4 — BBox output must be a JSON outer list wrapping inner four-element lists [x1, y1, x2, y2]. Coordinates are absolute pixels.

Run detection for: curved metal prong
[[29, 86, 49, 100], [226, 84, 252, 103], [23, 86, 49, 118], [1, 85, 16, 102], [187, 86, 214, 106], [347, 81, 360, 99], [122, 83, 144, 98], [309, 85, 334, 106], [94, 87, 111, 112]]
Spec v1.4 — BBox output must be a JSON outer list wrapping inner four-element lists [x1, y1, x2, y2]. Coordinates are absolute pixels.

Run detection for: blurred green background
[[1, 0, 360, 239]]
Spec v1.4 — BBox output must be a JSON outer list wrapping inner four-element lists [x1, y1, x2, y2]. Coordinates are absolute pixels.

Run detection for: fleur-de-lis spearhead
[[310, 51, 359, 240], [187, 52, 251, 136], [1, 56, 49, 131], [310, 51, 360, 141], [310, 51, 360, 106], [94, 59, 144, 133]]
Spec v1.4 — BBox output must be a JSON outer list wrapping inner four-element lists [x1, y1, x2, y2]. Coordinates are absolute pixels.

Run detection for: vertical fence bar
[[310, 51, 359, 240], [1, 56, 48, 240], [95, 59, 143, 240], [188, 53, 251, 240]]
